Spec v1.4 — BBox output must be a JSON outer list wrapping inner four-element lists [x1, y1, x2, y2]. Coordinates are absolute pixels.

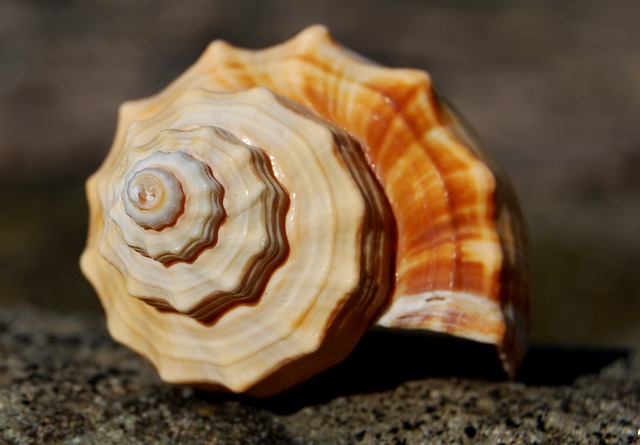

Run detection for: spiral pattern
[[101, 124, 290, 319], [115, 149, 223, 263], [123, 165, 184, 230], [82, 86, 394, 394]]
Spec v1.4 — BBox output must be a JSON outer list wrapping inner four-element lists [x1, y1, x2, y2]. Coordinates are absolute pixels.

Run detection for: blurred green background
[[1, 0, 638, 349]]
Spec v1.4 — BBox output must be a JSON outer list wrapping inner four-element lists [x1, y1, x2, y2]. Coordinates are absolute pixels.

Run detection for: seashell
[[80, 25, 529, 396]]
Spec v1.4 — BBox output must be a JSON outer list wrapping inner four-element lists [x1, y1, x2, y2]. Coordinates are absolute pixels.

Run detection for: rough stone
[[1, 306, 638, 444]]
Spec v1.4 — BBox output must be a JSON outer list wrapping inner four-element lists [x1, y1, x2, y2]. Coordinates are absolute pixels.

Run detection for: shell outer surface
[[81, 25, 530, 395]]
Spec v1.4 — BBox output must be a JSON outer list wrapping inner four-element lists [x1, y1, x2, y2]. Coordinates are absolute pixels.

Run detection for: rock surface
[[1, 0, 640, 353], [1, 306, 638, 444]]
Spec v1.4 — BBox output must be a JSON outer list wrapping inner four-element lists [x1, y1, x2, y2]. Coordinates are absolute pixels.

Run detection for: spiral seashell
[[80, 25, 529, 396]]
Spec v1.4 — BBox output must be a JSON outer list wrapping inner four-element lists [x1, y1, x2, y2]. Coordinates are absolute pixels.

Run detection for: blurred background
[[0, 0, 638, 349]]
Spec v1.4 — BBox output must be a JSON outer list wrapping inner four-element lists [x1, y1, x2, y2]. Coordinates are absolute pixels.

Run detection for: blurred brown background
[[0, 0, 638, 349]]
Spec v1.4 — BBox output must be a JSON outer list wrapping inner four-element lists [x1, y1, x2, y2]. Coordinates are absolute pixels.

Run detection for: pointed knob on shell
[[81, 25, 530, 396]]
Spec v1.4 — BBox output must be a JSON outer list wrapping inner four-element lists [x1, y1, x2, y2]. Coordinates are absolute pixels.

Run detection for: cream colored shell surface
[[81, 25, 530, 395]]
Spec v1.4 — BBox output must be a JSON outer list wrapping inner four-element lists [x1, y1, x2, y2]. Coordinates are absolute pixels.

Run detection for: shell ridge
[[186, 143, 291, 321]]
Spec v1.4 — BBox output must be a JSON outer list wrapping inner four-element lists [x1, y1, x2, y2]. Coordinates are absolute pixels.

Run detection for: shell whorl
[[82, 86, 395, 394], [123, 164, 185, 231], [102, 121, 294, 319], [117, 149, 224, 263]]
